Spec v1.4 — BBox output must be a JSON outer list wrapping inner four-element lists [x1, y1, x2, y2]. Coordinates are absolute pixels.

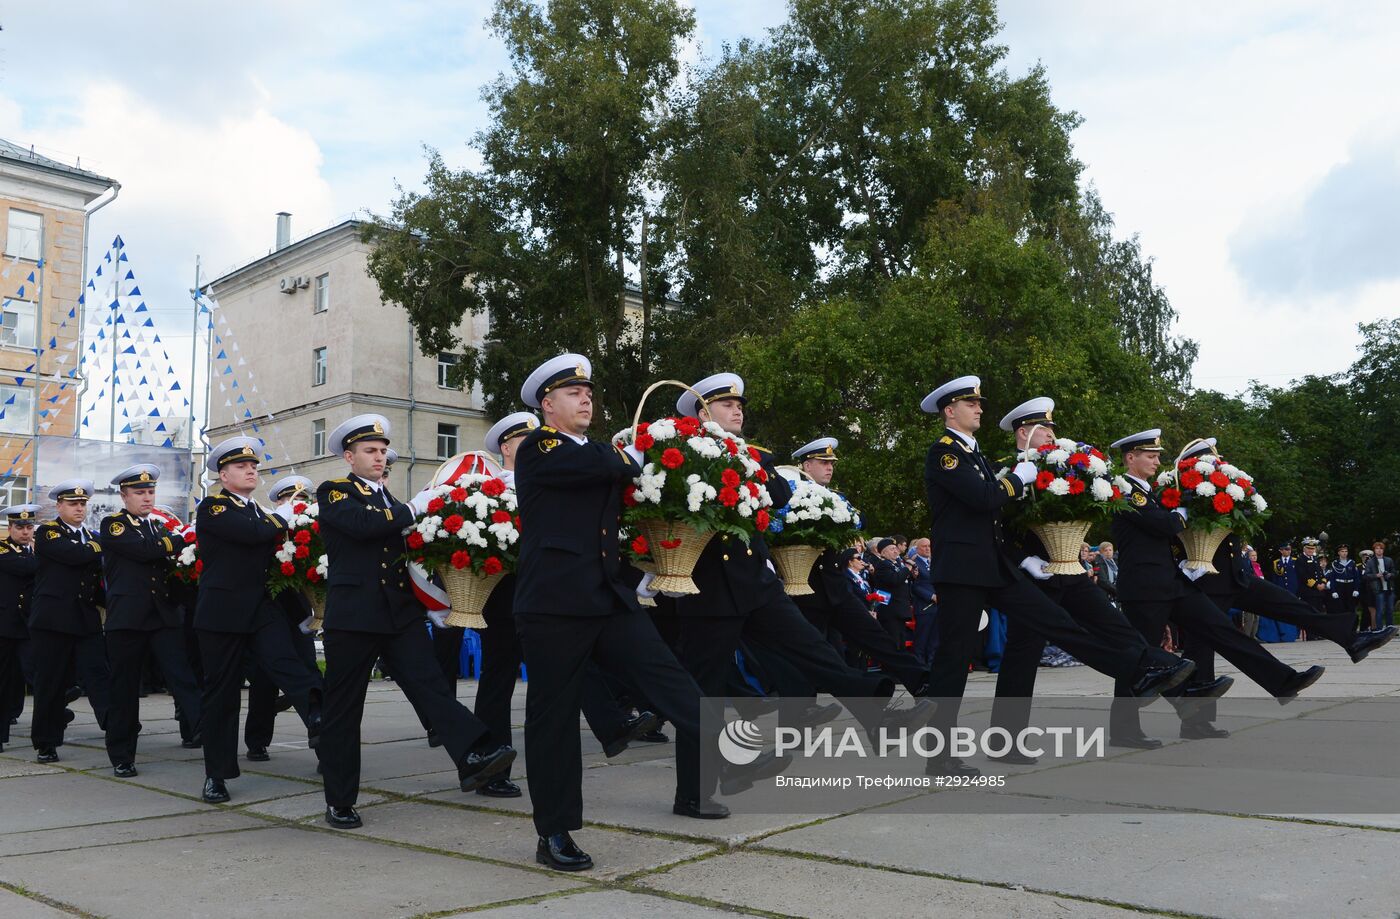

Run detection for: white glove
[[766, 559, 776, 573], [1020, 556, 1052, 580], [1179, 561, 1207, 581], [1012, 461, 1038, 485], [275, 504, 295, 523], [637, 571, 659, 599], [1331, 592, 1339, 599], [623, 444, 645, 466], [409, 487, 436, 516], [1174, 507, 1188, 522], [1353, 591, 1360, 597], [426, 609, 449, 628], [298, 615, 314, 634]]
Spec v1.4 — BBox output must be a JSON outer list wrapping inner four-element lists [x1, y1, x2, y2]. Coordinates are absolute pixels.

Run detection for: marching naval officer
[[195, 437, 323, 803], [100, 464, 203, 777], [0, 504, 40, 753], [316, 414, 513, 831]]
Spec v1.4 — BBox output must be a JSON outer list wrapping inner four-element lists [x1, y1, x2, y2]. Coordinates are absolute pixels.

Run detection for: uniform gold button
[[722, 554, 730, 561], [746, 549, 753, 556]]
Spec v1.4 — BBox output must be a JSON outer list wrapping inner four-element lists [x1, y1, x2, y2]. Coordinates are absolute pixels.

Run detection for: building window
[[0, 475, 28, 507], [436, 422, 459, 459], [1, 299, 37, 348], [312, 418, 326, 456], [312, 347, 327, 386], [5, 210, 42, 261], [0, 383, 34, 434], [314, 273, 329, 313], [438, 352, 462, 389]]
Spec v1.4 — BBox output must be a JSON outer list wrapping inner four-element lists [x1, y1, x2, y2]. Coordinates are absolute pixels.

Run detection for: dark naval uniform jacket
[[30, 521, 104, 635], [923, 431, 1025, 588], [316, 473, 419, 633], [513, 425, 641, 617], [1109, 477, 1189, 602], [676, 444, 793, 619], [100, 512, 184, 631], [194, 489, 286, 634], [0, 538, 38, 640]]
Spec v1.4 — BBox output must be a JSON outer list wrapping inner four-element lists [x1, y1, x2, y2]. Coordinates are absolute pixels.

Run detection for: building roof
[[0, 138, 116, 188], [203, 219, 364, 293]]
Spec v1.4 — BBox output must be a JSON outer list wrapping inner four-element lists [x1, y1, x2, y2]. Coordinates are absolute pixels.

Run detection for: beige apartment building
[[202, 216, 490, 494], [0, 139, 118, 506]]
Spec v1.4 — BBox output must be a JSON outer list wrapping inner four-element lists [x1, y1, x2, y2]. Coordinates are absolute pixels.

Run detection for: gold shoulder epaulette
[[938, 435, 954, 446], [539, 425, 557, 434]]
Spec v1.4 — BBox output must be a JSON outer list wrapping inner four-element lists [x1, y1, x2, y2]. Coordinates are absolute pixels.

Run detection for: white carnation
[[1194, 460, 1214, 475], [1090, 477, 1114, 501], [1225, 483, 1245, 500], [648, 419, 677, 441], [1046, 478, 1071, 496], [1194, 481, 1217, 497], [1046, 449, 1069, 465], [1252, 493, 1268, 512]]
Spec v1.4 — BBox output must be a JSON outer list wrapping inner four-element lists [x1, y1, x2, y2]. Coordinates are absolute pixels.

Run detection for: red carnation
[[1035, 470, 1055, 490], [1068, 452, 1089, 467], [746, 481, 760, 498], [294, 545, 309, 560], [635, 433, 655, 451], [481, 478, 506, 498], [305, 569, 320, 583], [1212, 493, 1235, 514], [756, 509, 770, 531], [756, 467, 768, 483], [631, 535, 649, 555], [725, 439, 740, 456], [407, 532, 425, 549], [676, 417, 700, 436], [163, 518, 180, 531], [293, 530, 312, 545], [1038, 443, 1055, 454], [1179, 459, 1196, 470], [1089, 448, 1104, 459], [280, 561, 296, 576], [442, 514, 465, 534], [1180, 470, 1204, 489], [427, 497, 446, 514], [721, 468, 741, 488], [661, 448, 685, 469], [1111, 486, 1122, 499], [450, 550, 471, 570], [623, 484, 639, 507], [1159, 488, 1182, 509], [311, 522, 319, 534], [194, 559, 204, 573], [1209, 470, 1229, 488], [718, 486, 740, 507], [636, 421, 650, 435], [184, 531, 197, 544], [482, 556, 503, 576], [293, 502, 308, 515], [449, 487, 468, 502], [491, 510, 511, 524], [747, 446, 761, 462], [1067, 477, 1086, 495], [660, 538, 682, 550]]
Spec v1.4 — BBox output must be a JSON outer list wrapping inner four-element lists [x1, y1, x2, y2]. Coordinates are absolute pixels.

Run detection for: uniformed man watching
[[195, 437, 323, 804], [316, 414, 513, 831], [100, 464, 203, 778], [0, 504, 40, 753], [29, 480, 112, 764]]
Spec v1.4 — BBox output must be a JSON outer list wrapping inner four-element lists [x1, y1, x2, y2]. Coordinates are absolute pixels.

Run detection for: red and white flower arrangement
[[1009, 437, 1126, 524], [268, 501, 328, 597], [1156, 452, 1270, 535], [404, 473, 520, 579]]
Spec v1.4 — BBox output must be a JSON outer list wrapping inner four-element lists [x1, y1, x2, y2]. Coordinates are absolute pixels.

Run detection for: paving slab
[[351, 799, 716, 880], [0, 825, 583, 919], [0, 772, 211, 834], [0, 756, 64, 779], [756, 807, 1400, 918], [639, 850, 1148, 918], [455, 889, 741, 917], [0, 888, 76, 918], [241, 790, 386, 822], [113, 757, 316, 805], [0, 809, 263, 858]]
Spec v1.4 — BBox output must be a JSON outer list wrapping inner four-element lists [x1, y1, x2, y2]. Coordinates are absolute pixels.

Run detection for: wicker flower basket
[[770, 544, 822, 596], [303, 588, 326, 632], [636, 519, 713, 595], [634, 559, 657, 608], [1179, 525, 1230, 574], [441, 567, 504, 629], [1028, 520, 1093, 576]]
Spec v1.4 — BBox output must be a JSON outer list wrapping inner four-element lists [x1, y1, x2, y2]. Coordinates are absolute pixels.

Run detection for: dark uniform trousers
[[992, 573, 1178, 736], [0, 637, 20, 745], [245, 591, 320, 752], [105, 627, 202, 764], [29, 629, 111, 748]]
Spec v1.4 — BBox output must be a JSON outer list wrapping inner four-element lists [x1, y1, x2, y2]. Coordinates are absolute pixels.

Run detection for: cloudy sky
[[1, 0, 1396, 413]]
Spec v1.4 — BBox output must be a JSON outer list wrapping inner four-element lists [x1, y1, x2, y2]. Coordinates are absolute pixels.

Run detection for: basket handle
[[1170, 437, 1220, 487], [630, 379, 710, 440]]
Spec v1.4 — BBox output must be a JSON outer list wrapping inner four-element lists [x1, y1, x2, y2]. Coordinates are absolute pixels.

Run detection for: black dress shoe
[[536, 832, 593, 871], [1179, 721, 1230, 740], [476, 776, 523, 798], [325, 806, 362, 829], [426, 729, 443, 748], [637, 728, 669, 744], [1130, 658, 1196, 698], [246, 746, 270, 762], [458, 745, 517, 792], [1182, 676, 1235, 699], [794, 702, 843, 728], [876, 698, 936, 737], [1349, 626, 1398, 664], [926, 756, 980, 778], [113, 762, 138, 778], [719, 749, 792, 795], [1108, 734, 1163, 750], [35, 747, 59, 764], [202, 777, 230, 803], [1279, 664, 1325, 699], [181, 734, 203, 749], [603, 711, 662, 758], [673, 797, 730, 819], [988, 749, 1039, 766], [274, 694, 294, 713], [63, 686, 82, 705]]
